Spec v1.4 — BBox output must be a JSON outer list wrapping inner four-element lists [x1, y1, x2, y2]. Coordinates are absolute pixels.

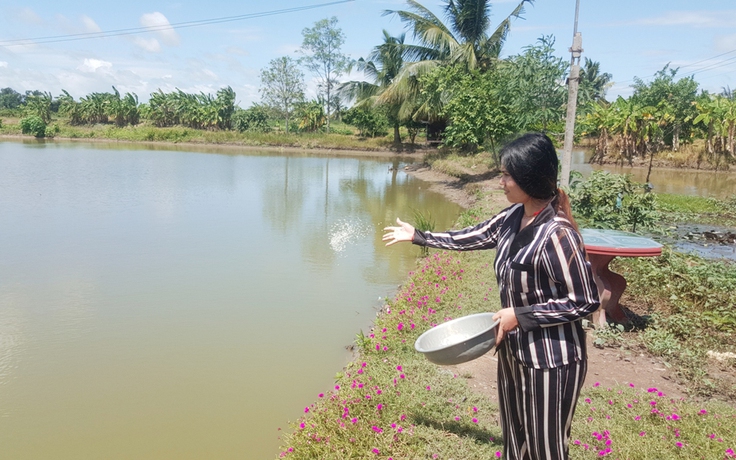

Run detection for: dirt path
[[403, 164, 690, 400]]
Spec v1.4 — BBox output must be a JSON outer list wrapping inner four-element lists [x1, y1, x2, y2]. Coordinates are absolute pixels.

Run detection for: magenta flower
[[495, 452, 501, 458], [335, 385, 340, 390], [372, 448, 380, 455], [372, 425, 383, 433], [397, 323, 404, 331], [472, 418, 478, 423], [676, 442, 683, 448], [639, 431, 646, 436], [304, 407, 310, 413], [593, 382, 600, 387], [454, 416, 461, 421], [377, 404, 383, 411], [725, 448, 735, 458], [318, 393, 324, 398], [351, 417, 358, 424], [361, 362, 367, 368], [396, 365, 402, 371], [473, 406, 478, 412], [699, 409, 708, 415], [299, 422, 305, 429]]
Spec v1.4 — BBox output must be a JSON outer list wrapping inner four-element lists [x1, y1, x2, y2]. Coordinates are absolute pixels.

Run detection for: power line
[[0, 0, 354, 47]]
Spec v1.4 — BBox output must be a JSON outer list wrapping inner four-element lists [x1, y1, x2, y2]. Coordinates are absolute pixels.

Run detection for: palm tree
[[380, 0, 533, 122], [578, 58, 613, 106], [339, 30, 412, 145]]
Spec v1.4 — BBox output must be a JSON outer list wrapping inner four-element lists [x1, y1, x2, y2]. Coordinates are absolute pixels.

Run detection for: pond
[[0, 141, 462, 459]]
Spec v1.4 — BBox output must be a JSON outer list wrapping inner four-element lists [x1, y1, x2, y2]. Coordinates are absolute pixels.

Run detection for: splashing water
[[329, 219, 370, 254]]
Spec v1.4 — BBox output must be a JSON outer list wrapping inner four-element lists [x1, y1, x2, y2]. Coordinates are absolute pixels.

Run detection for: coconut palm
[[380, 0, 533, 121], [339, 30, 412, 145]]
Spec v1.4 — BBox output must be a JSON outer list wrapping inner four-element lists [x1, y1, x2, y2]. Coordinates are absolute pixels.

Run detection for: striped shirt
[[412, 201, 600, 369]]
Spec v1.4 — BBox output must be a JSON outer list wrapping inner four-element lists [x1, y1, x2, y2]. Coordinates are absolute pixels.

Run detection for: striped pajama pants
[[497, 344, 587, 460]]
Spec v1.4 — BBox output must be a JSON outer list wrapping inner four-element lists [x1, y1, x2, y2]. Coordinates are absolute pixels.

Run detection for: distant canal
[[0, 141, 462, 459]]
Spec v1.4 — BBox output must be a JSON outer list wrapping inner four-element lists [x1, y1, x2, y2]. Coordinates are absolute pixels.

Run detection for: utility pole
[[560, 0, 582, 188]]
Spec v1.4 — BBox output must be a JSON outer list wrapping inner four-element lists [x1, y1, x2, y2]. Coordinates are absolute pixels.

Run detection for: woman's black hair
[[500, 132, 558, 200]]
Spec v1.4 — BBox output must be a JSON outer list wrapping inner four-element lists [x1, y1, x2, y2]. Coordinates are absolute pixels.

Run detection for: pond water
[[0, 141, 462, 459], [571, 150, 736, 199]]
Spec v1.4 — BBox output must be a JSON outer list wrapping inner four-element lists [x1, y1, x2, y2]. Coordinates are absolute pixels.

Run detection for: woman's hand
[[382, 218, 416, 246], [492, 308, 519, 346]]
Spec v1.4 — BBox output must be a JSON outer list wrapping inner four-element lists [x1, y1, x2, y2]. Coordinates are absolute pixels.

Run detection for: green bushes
[[19, 115, 47, 137], [569, 170, 658, 232]]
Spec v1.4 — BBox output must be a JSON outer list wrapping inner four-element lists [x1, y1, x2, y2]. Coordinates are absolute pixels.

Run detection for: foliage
[[420, 65, 513, 152], [501, 35, 568, 132], [380, 0, 533, 124], [569, 385, 736, 459], [616, 247, 736, 397], [0, 87, 24, 109], [143, 87, 236, 130], [260, 56, 305, 132], [19, 115, 47, 137], [300, 17, 351, 133], [655, 193, 736, 226], [412, 209, 436, 256], [339, 30, 412, 145], [24, 91, 53, 123], [577, 58, 613, 108], [293, 100, 327, 132], [342, 105, 388, 137], [568, 170, 658, 232], [233, 105, 271, 133]]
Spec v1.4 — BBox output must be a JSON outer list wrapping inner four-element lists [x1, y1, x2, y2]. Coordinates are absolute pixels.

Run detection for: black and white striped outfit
[[412, 201, 600, 460]]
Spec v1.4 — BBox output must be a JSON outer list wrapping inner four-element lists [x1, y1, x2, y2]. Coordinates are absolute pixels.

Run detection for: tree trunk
[[645, 144, 654, 183], [393, 123, 401, 146]]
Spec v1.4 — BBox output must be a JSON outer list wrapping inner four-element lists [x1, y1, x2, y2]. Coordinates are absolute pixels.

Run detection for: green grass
[[655, 193, 736, 226], [0, 117, 405, 152], [277, 187, 736, 459]]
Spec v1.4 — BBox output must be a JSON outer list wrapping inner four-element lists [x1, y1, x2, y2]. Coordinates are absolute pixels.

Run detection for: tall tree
[[299, 17, 351, 133], [339, 31, 411, 145], [380, 0, 532, 122], [0, 87, 23, 109], [578, 58, 613, 108], [632, 65, 698, 151], [261, 56, 305, 133]]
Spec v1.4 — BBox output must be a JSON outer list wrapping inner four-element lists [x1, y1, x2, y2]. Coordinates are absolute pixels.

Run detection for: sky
[[1, 0, 735, 107]]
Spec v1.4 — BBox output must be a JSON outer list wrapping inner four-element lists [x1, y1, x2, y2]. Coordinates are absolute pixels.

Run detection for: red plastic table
[[580, 229, 663, 326]]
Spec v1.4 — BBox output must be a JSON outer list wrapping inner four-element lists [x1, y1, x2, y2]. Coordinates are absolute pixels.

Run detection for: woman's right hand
[[382, 218, 416, 246]]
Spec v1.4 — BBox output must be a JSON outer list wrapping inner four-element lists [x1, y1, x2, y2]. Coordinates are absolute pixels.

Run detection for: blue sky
[[1, 0, 735, 107]]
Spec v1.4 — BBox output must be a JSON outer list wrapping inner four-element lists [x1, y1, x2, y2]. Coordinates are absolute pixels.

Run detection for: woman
[[383, 132, 600, 460]]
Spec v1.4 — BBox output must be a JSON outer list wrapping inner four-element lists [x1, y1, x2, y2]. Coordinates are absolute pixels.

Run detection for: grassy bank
[[277, 186, 736, 459], [0, 116, 419, 152]]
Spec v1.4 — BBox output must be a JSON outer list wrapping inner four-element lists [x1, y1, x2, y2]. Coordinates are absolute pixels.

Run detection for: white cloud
[[637, 10, 736, 28], [715, 34, 736, 52], [78, 58, 112, 73], [134, 37, 161, 53], [226, 46, 250, 57], [0, 61, 7, 68], [17, 7, 42, 25], [140, 12, 180, 46], [80, 15, 102, 33]]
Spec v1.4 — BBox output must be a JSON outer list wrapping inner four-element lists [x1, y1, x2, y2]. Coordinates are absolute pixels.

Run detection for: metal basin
[[414, 312, 499, 366]]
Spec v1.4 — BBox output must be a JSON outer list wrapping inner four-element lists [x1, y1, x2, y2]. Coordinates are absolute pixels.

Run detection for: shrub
[[569, 170, 658, 232], [233, 105, 270, 132], [19, 115, 47, 138]]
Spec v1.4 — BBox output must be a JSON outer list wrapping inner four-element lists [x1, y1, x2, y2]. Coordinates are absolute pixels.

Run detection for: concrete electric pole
[[560, 0, 582, 188]]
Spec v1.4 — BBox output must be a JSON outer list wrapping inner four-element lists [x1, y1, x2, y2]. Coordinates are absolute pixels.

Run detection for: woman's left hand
[[492, 308, 519, 346]]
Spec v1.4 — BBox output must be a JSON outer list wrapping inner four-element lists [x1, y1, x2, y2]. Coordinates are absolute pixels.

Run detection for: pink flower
[[396, 365, 402, 371], [454, 416, 461, 421], [495, 452, 501, 458], [593, 382, 600, 387], [426, 385, 431, 390], [472, 418, 478, 423], [372, 448, 380, 455], [397, 323, 404, 331], [473, 406, 478, 412], [675, 442, 683, 448], [725, 448, 735, 458], [304, 407, 310, 413], [318, 393, 324, 398], [351, 418, 358, 424], [372, 426, 383, 433], [377, 404, 383, 411], [299, 422, 305, 429], [639, 431, 646, 436], [334, 385, 340, 390], [699, 409, 708, 415]]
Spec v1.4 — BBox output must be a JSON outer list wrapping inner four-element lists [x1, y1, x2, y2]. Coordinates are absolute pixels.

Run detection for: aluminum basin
[[414, 312, 499, 366]]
